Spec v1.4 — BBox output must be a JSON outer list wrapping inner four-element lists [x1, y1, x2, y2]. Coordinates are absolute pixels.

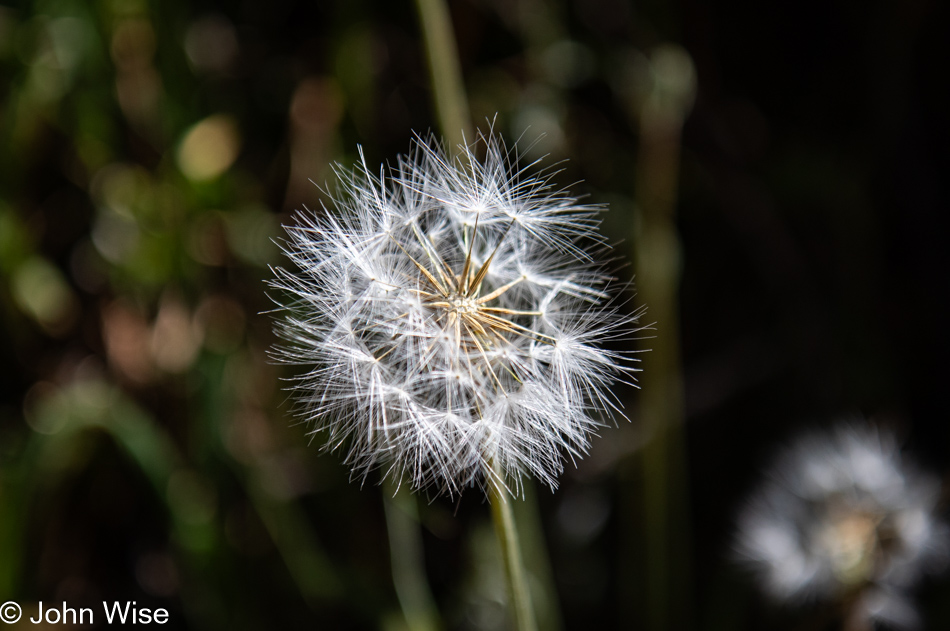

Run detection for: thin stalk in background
[[512, 483, 562, 631], [628, 44, 696, 631], [195, 355, 347, 608], [413, 0, 472, 150], [383, 479, 443, 631]]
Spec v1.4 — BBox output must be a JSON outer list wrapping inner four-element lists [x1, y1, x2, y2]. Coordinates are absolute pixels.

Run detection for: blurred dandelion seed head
[[268, 131, 643, 497], [736, 423, 950, 628]]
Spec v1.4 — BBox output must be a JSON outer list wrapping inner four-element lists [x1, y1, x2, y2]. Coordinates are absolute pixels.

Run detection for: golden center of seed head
[[447, 294, 480, 316], [821, 508, 882, 586], [385, 215, 554, 397]]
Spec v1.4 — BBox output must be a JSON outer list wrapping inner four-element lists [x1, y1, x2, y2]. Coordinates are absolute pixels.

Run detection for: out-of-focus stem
[[196, 355, 343, 605], [241, 470, 342, 604], [630, 44, 696, 631], [413, 0, 472, 149], [489, 470, 538, 631], [383, 479, 442, 631], [512, 484, 562, 631]]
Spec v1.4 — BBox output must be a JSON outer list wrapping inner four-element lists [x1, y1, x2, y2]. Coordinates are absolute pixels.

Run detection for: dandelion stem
[[489, 465, 538, 631]]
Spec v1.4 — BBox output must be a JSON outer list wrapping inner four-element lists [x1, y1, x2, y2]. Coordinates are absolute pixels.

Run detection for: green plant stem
[[629, 44, 696, 631], [383, 479, 442, 631], [489, 471, 537, 631], [413, 0, 472, 150]]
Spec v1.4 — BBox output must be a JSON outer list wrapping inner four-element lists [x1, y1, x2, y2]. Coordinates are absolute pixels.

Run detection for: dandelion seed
[[735, 423, 949, 629], [268, 131, 644, 496]]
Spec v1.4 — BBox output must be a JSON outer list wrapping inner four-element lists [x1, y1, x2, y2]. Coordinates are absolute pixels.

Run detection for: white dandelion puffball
[[269, 133, 643, 496], [736, 423, 949, 628]]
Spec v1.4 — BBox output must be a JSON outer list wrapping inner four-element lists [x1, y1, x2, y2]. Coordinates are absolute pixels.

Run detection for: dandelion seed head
[[735, 423, 949, 628], [269, 131, 644, 497]]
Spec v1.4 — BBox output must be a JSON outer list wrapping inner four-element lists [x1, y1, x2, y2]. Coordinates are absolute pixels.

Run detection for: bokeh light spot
[[177, 114, 241, 182]]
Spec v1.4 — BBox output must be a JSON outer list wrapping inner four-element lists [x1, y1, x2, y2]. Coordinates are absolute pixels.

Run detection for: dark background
[[1, 0, 948, 629]]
